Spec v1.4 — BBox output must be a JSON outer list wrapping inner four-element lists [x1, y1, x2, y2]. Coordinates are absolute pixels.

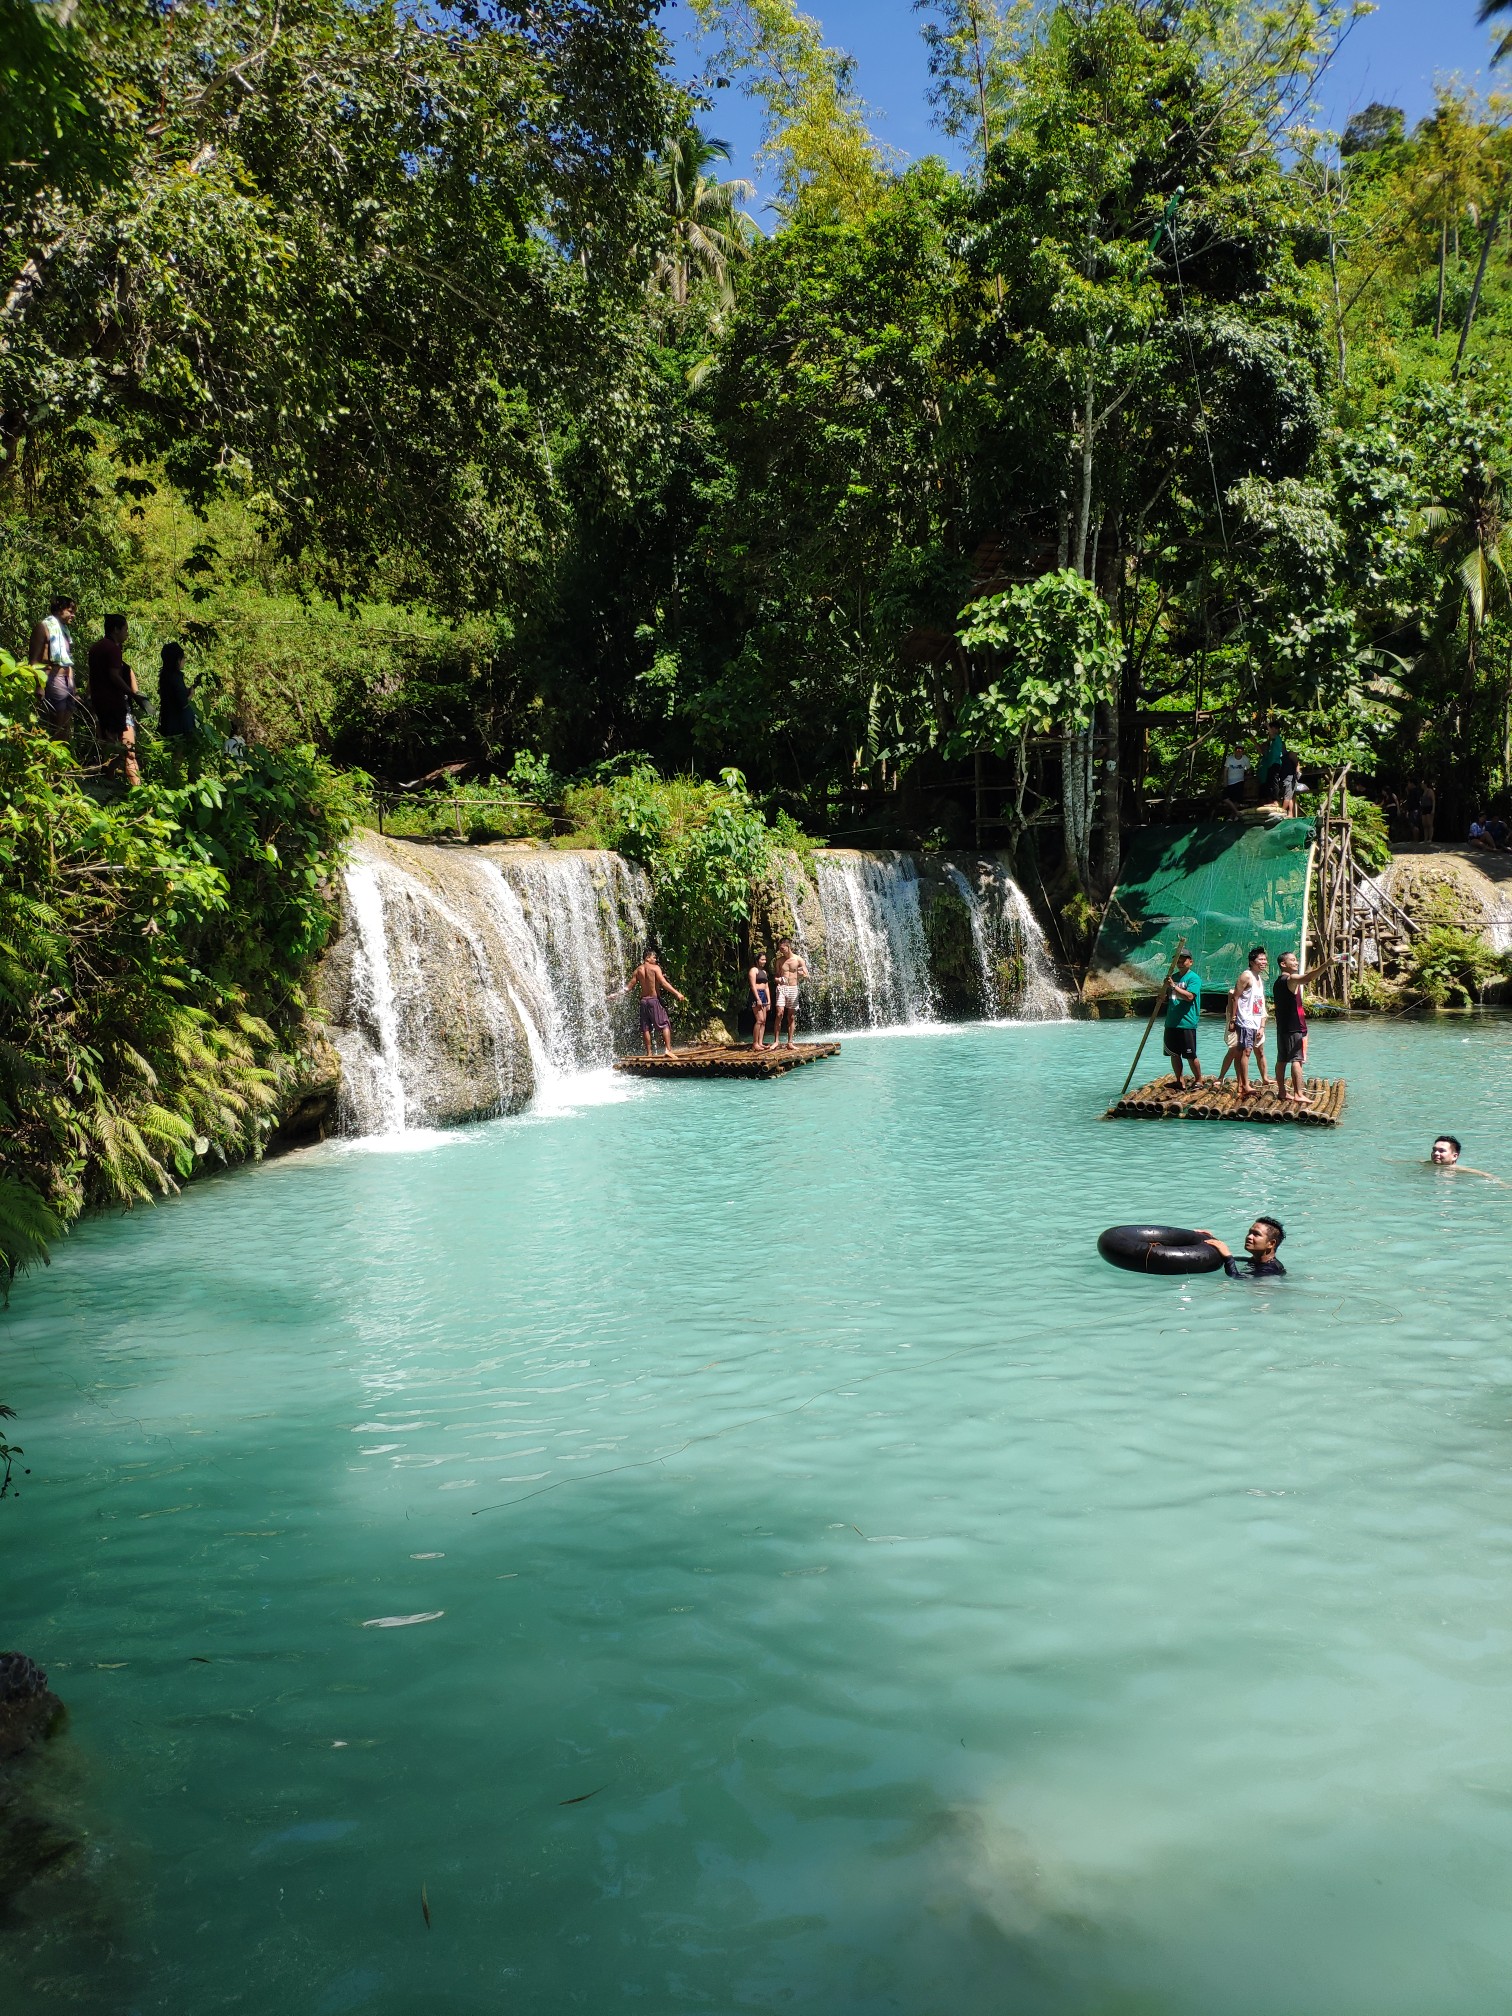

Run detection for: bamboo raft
[[1108, 1073, 1345, 1126], [615, 1041, 841, 1081]]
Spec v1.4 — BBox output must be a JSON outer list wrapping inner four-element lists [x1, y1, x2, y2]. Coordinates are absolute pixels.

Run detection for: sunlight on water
[[6, 1019, 1512, 2014]]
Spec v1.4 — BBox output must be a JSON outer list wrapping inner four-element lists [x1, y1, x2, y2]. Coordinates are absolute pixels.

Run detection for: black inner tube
[[1098, 1224, 1225, 1275]]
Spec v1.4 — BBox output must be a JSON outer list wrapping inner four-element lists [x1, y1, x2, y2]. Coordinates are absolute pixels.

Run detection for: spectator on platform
[[1419, 781, 1437, 843], [1279, 750, 1302, 818], [1220, 744, 1251, 815]]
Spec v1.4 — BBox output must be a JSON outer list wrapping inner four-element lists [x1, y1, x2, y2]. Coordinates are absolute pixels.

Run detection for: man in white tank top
[[1231, 946, 1268, 1097]]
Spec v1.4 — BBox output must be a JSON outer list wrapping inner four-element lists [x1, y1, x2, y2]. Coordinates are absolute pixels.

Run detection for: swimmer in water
[[1195, 1217, 1287, 1279], [1429, 1135, 1501, 1181]]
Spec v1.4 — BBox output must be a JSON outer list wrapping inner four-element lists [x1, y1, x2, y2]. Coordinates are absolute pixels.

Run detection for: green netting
[[1089, 819, 1313, 997]]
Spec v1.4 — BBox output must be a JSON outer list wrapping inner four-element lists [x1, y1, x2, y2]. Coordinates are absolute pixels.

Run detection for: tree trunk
[[1435, 217, 1447, 339], [1074, 376, 1095, 577], [1061, 731, 1091, 892], [1096, 697, 1120, 890], [1454, 208, 1502, 378]]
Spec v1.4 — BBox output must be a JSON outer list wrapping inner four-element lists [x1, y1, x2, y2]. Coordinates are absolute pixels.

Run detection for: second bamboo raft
[[1108, 1074, 1345, 1126]]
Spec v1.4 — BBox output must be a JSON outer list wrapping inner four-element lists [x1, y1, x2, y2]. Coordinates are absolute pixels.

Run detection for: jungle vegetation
[[5, 0, 1512, 1265]]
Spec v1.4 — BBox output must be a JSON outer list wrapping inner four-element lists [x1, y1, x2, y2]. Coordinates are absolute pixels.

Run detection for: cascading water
[[323, 836, 650, 1135], [336, 861, 407, 1133], [785, 850, 1068, 1030], [321, 834, 1065, 1137], [986, 870, 1069, 1022], [806, 852, 938, 1028]]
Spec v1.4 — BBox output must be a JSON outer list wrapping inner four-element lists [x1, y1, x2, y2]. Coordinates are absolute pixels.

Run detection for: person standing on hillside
[[28, 594, 77, 739], [157, 641, 202, 739], [87, 613, 140, 785], [1231, 946, 1269, 1097], [1279, 750, 1302, 818], [1160, 950, 1203, 1086], [1419, 780, 1436, 843]]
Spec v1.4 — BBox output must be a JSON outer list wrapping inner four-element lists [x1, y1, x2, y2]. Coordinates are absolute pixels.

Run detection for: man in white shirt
[[1220, 745, 1250, 815], [1231, 946, 1269, 1097]]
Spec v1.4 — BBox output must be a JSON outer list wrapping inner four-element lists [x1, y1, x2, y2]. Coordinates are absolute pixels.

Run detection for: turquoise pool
[[6, 1019, 1512, 2013]]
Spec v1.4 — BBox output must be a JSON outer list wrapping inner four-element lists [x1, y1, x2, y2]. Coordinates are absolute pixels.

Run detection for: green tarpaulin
[[1088, 819, 1313, 997]]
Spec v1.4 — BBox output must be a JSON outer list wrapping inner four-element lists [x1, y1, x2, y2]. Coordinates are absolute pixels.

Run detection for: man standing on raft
[[1231, 946, 1269, 1098], [772, 938, 810, 1049], [612, 945, 688, 1056], [1160, 950, 1203, 1087], [1272, 951, 1312, 1104]]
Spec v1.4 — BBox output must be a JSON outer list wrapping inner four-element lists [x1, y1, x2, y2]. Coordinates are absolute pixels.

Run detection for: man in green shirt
[[1161, 951, 1203, 1086]]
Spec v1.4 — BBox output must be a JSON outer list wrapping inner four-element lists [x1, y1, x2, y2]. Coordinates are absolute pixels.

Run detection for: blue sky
[[667, 0, 1505, 218]]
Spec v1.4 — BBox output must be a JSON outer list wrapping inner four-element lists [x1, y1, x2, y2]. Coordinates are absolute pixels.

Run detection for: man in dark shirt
[[1195, 1217, 1287, 1279], [87, 613, 139, 785]]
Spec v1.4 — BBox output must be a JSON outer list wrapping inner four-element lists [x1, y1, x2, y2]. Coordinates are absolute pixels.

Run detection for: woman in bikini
[[748, 950, 772, 1051]]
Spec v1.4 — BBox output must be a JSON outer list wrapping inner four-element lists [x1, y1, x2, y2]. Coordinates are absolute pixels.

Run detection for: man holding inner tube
[[1195, 1218, 1287, 1279], [1160, 950, 1203, 1085]]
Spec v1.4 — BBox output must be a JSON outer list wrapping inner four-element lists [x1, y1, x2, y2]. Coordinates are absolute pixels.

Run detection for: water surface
[[6, 1020, 1512, 2012]]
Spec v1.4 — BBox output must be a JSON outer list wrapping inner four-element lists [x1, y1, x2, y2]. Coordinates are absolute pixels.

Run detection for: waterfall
[[945, 863, 997, 1013], [321, 833, 1066, 1137], [338, 862, 407, 1133], [323, 836, 650, 1135], [987, 871, 1069, 1022], [783, 850, 1067, 1030], [805, 852, 937, 1028]]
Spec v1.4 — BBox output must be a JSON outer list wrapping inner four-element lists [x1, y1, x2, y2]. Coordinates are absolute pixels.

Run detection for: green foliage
[[1406, 924, 1511, 1007], [0, 649, 354, 1265], [1345, 794, 1393, 874], [951, 572, 1122, 753], [559, 765, 800, 1017]]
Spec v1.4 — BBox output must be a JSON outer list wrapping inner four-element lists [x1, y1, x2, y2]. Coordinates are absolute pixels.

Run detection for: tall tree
[[653, 129, 756, 309], [688, 0, 888, 221], [913, 0, 1022, 172]]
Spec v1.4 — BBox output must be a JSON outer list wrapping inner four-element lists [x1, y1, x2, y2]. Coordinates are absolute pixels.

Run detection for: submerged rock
[[0, 1652, 76, 1904]]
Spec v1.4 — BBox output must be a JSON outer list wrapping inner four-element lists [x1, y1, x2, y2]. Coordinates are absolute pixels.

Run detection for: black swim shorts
[[1163, 1026, 1197, 1060], [1276, 1030, 1306, 1067]]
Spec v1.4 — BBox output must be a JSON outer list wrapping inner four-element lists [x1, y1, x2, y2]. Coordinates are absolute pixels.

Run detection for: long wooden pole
[[1118, 934, 1188, 1099]]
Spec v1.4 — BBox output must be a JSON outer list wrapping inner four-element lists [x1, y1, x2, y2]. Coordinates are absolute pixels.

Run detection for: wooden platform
[[1107, 1073, 1345, 1126], [615, 1041, 841, 1080]]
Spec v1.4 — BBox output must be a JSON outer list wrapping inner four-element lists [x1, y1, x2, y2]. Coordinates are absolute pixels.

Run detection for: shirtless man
[[1429, 1135, 1502, 1182], [772, 937, 810, 1048], [611, 945, 687, 1056]]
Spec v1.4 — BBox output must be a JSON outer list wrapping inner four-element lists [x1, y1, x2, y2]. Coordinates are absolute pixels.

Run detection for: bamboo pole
[[1118, 935, 1188, 1099]]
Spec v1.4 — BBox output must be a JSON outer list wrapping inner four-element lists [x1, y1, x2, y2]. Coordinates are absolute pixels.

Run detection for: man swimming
[[1196, 1218, 1287, 1279], [1429, 1136, 1501, 1181], [1159, 950, 1203, 1086], [611, 945, 688, 1056], [772, 938, 810, 1048]]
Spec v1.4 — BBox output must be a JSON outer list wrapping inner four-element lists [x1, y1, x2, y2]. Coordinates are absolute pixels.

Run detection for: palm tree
[[1482, 0, 1512, 65], [1418, 463, 1512, 776], [653, 129, 756, 310]]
